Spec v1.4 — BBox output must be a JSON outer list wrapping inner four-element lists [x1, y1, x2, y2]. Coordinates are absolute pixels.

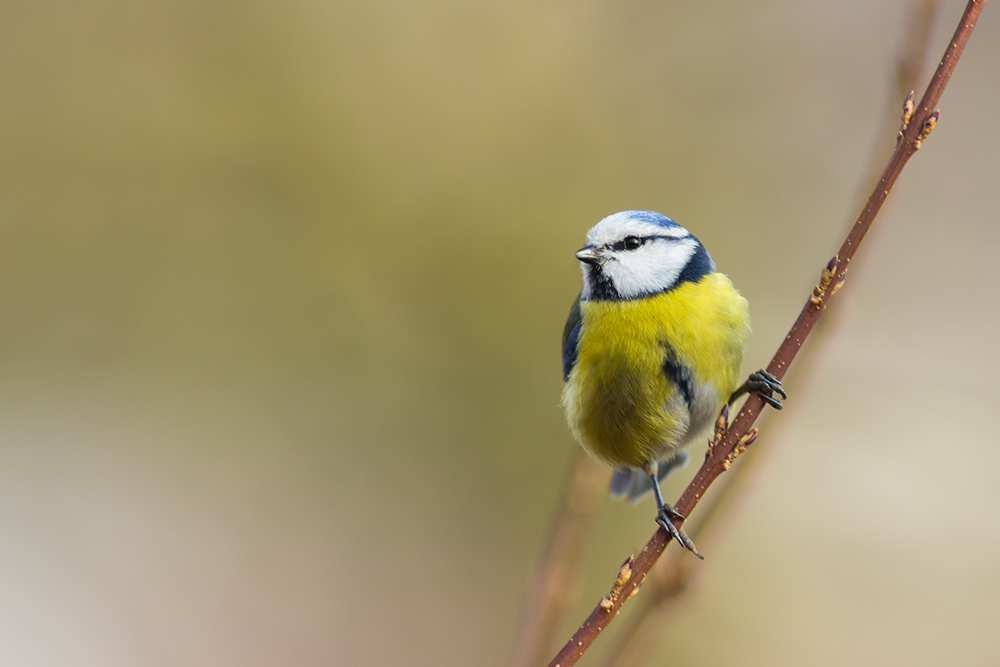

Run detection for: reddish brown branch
[[546, 2, 987, 665], [509, 450, 606, 667], [591, 3, 945, 665]]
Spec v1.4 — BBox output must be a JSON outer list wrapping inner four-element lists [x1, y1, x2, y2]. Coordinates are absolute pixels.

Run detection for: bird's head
[[575, 210, 715, 301]]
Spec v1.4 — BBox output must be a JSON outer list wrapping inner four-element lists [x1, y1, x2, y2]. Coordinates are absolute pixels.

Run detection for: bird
[[561, 210, 784, 557]]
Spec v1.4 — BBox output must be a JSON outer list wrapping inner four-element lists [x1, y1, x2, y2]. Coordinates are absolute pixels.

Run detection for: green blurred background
[[1, 1, 998, 665]]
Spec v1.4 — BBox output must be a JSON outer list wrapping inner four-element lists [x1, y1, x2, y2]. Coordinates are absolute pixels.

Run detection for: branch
[[857, 0, 943, 209], [546, 2, 987, 665], [594, 3, 944, 665], [508, 449, 606, 667]]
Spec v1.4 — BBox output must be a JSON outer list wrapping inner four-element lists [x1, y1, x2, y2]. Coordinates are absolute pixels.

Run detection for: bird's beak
[[574, 245, 601, 265]]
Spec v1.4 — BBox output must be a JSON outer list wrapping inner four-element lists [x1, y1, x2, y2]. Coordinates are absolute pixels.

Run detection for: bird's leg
[[643, 461, 703, 560], [729, 369, 787, 410]]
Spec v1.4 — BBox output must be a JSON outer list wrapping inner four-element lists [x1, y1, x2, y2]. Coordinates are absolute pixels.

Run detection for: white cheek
[[607, 240, 697, 299]]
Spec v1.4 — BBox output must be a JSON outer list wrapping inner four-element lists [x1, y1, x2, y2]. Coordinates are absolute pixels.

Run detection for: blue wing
[[561, 293, 582, 381]]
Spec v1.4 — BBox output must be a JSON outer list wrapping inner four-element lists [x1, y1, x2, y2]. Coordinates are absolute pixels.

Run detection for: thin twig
[[858, 0, 943, 207], [509, 449, 606, 667], [594, 2, 944, 664], [546, 2, 986, 665]]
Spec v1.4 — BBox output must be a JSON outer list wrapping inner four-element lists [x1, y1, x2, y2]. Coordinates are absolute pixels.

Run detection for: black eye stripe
[[610, 233, 689, 251], [614, 235, 642, 251]]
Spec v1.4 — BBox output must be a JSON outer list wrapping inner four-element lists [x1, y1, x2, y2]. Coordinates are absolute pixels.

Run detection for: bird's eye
[[623, 236, 643, 250]]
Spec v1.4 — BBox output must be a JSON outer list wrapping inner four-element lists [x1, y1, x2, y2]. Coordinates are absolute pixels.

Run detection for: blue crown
[[616, 210, 680, 229]]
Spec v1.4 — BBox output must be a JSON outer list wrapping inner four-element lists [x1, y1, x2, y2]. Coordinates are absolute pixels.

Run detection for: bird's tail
[[608, 451, 689, 503]]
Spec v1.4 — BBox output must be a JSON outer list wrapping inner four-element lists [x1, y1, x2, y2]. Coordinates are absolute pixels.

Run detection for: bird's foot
[[656, 503, 703, 560], [746, 370, 786, 410]]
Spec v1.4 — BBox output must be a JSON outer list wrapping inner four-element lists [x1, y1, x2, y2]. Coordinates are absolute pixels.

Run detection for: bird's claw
[[747, 369, 786, 410], [656, 503, 703, 560]]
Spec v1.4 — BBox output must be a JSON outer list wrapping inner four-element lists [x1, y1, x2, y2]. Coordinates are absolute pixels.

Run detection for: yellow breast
[[562, 272, 750, 469]]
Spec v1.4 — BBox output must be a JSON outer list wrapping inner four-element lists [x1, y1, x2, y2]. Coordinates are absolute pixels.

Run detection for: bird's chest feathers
[[564, 275, 748, 467]]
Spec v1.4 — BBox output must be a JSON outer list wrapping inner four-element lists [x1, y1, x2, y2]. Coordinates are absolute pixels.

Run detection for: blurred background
[[0, 0, 998, 665]]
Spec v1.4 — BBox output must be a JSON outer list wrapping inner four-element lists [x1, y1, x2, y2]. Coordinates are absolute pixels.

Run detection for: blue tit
[[561, 210, 784, 557]]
